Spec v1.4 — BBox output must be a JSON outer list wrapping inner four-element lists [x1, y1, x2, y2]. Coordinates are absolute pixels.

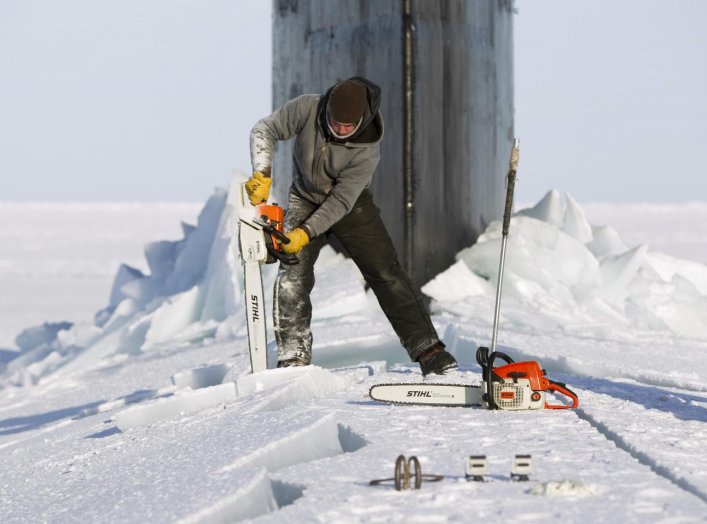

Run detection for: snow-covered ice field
[[1, 181, 706, 522]]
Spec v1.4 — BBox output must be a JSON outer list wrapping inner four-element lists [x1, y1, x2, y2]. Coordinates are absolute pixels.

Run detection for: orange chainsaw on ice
[[367, 347, 579, 410], [475, 346, 578, 410]]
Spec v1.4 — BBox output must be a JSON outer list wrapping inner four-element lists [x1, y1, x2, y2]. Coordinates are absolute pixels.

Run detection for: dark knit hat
[[327, 80, 367, 124]]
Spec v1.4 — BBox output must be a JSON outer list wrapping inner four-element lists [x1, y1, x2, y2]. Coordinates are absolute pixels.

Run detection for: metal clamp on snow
[[369, 455, 444, 491]]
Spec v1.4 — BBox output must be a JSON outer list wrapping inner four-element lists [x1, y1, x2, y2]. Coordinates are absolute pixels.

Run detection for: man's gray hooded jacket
[[250, 77, 384, 238]]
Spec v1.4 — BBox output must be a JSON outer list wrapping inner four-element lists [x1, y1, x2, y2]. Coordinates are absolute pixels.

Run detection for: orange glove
[[281, 228, 310, 255], [245, 171, 271, 206]]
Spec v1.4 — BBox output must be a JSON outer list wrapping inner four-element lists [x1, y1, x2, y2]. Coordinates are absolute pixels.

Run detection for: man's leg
[[330, 189, 456, 373], [274, 193, 326, 365]]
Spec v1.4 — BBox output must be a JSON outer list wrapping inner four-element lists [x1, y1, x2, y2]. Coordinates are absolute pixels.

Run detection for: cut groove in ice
[[113, 382, 237, 431], [219, 413, 366, 475], [172, 364, 229, 390], [177, 468, 304, 524]]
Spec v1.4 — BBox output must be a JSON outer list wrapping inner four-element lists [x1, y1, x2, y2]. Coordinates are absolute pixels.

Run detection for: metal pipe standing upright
[[490, 138, 520, 353], [402, 0, 415, 276]]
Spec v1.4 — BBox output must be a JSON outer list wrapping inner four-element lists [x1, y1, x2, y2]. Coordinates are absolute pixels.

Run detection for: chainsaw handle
[[544, 381, 579, 410], [257, 219, 290, 245]]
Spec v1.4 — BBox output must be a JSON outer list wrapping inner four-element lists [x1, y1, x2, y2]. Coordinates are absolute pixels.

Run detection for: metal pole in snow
[[490, 139, 520, 354]]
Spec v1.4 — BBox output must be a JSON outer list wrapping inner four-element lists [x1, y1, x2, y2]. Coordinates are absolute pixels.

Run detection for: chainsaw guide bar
[[368, 383, 483, 407]]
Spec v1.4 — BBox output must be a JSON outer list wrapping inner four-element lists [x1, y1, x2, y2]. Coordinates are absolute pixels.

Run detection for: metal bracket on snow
[[511, 454, 533, 481], [465, 455, 488, 482]]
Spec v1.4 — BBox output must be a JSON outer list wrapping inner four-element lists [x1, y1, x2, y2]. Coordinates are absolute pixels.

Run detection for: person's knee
[[278, 267, 315, 293], [278, 275, 313, 294], [361, 258, 403, 284]]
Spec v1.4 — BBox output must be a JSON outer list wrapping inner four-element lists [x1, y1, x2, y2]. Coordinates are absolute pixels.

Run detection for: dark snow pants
[[274, 188, 440, 364]]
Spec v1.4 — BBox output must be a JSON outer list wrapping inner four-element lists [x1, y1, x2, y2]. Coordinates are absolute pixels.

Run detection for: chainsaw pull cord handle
[[544, 380, 580, 410]]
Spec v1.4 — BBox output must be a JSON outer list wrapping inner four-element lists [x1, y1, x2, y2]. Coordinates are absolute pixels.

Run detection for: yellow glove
[[245, 171, 272, 206], [281, 228, 310, 255]]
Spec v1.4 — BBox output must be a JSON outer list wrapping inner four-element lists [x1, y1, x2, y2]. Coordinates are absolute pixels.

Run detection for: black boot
[[277, 357, 309, 368], [416, 343, 458, 376]]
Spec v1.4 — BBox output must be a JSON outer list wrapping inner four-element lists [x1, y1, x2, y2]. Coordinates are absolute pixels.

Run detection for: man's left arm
[[302, 151, 380, 238]]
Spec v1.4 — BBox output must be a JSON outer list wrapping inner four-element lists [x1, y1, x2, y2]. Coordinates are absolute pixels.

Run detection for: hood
[[318, 77, 384, 146]]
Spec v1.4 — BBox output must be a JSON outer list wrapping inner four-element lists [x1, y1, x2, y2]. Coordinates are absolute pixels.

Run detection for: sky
[[0, 0, 271, 202], [515, 0, 707, 203], [0, 0, 706, 204]]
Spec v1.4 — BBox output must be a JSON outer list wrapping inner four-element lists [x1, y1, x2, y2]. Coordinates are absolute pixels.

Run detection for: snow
[[530, 480, 598, 498], [0, 202, 202, 348], [1, 186, 706, 522], [441, 191, 707, 341]]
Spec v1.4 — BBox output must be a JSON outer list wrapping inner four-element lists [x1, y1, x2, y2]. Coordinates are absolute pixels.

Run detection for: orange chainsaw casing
[[493, 360, 579, 410], [255, 203, 285, 251], [493, 361, 546, 390]]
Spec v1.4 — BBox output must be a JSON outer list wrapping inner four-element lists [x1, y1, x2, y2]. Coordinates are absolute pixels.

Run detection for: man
[[246, 76, 457, 375]]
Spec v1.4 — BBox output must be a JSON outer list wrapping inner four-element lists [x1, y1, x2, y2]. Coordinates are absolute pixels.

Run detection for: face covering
[[327, 113, 363, 140]]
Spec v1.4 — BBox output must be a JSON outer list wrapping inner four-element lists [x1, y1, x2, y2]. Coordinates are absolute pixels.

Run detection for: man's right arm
[[249, 95, 314, 174]]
